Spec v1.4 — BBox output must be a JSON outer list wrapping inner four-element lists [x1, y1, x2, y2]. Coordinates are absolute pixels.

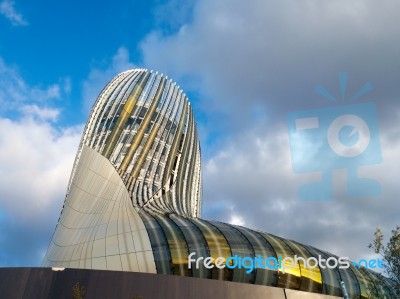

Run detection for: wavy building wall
[[43, 69, 395, 298]]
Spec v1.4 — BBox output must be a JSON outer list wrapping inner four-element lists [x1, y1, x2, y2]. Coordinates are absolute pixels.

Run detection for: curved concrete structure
[[43, 69, 396, 298], [45, 145, 156, 272]]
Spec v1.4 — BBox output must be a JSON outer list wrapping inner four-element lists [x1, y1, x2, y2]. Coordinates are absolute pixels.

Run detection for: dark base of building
[[0, 267, 340, 299]]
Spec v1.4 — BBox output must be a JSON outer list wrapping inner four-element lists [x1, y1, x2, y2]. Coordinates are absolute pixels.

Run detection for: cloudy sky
[[1, 0, 399, 267]]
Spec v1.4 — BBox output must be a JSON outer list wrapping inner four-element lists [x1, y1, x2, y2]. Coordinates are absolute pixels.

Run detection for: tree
[[72, 282, 85, 299], [368, 226, 400, 298]]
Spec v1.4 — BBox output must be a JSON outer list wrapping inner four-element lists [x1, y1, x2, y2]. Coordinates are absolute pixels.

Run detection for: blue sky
[[0, 0, 175, 124], [1, 0, 400, 268]]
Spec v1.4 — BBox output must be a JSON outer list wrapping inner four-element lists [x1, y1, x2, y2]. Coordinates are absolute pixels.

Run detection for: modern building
[[43, 69, 396, 298]]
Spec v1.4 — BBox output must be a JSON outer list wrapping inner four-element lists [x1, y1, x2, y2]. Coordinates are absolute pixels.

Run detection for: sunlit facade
[[43, 69, 395, 298]]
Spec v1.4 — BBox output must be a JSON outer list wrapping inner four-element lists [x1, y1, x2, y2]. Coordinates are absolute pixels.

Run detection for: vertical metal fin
[[103, 71, 150, 159]]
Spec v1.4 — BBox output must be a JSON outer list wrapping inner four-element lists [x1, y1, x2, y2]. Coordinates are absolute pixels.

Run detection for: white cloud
[[202, 123, 400, 262], [141, 0, 400, 122], [0, 114, 82, 219], [229, 214, 245, 226], [0, 57, 82, 266], [0, 111, 82, 266], [152, 0, 195, 32], [139, 0, 400, 262], [0, 0, 27, 26], [0, 58, 68, 112], [19, 104, 60, 122]]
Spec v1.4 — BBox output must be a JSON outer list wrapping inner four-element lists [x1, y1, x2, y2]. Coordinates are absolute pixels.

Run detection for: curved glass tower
[[43, 69, 395, 298]]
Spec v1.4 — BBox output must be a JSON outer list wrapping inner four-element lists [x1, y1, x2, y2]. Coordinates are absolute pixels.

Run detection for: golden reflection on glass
[[283, 240, 323, 293], [192, 219, 232, 280], [260, 233, 301, 290]]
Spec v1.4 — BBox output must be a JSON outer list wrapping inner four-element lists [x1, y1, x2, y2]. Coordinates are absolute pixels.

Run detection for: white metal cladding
[[43, 145, 156, 272], [68, 69, 202, 218]]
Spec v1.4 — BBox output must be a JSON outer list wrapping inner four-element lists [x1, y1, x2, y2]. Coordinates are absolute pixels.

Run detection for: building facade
[[43, 69, 395, 298]]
